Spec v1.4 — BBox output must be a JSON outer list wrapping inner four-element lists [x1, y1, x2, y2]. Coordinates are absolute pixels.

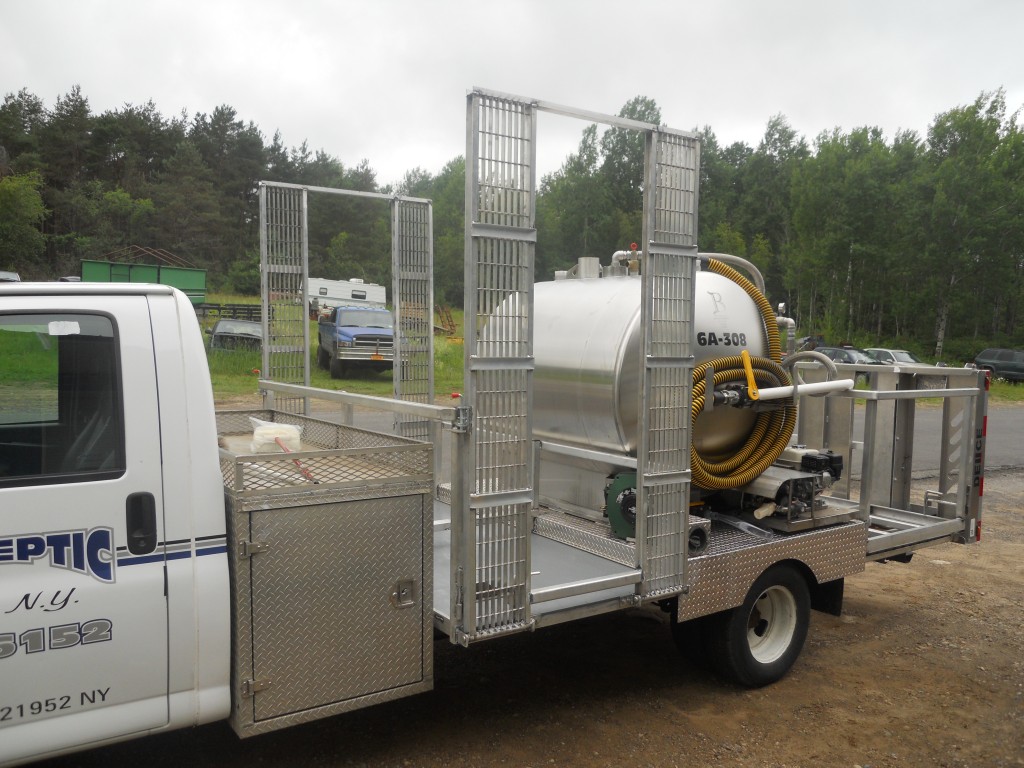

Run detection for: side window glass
[[0, 314, 124, 486]]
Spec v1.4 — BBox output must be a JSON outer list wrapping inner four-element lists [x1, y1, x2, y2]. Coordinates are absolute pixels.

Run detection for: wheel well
[[772, 558, 844, 617]]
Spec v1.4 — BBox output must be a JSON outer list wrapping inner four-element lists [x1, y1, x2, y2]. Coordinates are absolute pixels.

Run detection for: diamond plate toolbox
[[218, 411, 433, 737]]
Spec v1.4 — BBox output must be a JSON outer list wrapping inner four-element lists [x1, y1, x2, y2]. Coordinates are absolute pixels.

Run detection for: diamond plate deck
[[675, 520, 866, 621]]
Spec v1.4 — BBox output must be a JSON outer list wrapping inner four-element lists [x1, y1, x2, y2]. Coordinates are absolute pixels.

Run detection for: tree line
[[1, 86, 1021, 361]]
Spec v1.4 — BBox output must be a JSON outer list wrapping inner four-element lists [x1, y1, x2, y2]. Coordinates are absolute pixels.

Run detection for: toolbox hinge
[[240, 540, 270, 558], [241, 678, 272, 697]]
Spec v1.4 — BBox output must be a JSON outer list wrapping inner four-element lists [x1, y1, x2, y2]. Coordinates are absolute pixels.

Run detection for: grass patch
[[0, 328, 58, 384], [989, 379, 1024, 404]]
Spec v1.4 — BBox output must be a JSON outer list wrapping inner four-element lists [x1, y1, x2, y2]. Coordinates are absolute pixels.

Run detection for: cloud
[[3, 0, 1022, 185]]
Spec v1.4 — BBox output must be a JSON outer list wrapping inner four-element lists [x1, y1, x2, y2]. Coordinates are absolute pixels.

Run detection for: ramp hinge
[[241, 678, 272, 697], [454, 565, 464, 622], [453, 406, 473, 433], [240, 540, 270, 558]]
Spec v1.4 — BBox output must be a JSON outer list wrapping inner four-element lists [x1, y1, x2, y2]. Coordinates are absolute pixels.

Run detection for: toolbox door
[[247, 495, 427, 722]]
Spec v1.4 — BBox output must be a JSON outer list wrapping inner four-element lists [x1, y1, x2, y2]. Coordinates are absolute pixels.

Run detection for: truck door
[[0, 296, 168, 763]]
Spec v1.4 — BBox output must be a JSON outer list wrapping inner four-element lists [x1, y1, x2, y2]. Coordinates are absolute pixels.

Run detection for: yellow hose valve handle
[[741, 349, 759, 400]]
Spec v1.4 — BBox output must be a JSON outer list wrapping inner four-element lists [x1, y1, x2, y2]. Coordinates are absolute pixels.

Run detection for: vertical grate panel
[[461, 92, 535, 637], [260, 183, 309, 413], [637, 131, 700, 596], [392, 198, 435, 440]]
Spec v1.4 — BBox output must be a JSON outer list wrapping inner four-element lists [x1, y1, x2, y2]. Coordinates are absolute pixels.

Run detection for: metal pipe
[[699, 252, 766, 295], [258, 380, 457, 422], [756, 378, 856, 401], [777, 316, 797, 356]]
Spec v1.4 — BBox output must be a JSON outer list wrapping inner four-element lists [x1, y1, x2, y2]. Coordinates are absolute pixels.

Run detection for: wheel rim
[[746, 585, 798, 663]]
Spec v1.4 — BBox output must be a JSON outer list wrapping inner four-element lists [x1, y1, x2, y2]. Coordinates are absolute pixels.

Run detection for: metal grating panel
[[259, 183, 309, 412], [216, 410, 431, 500], [461, 92, 536, 638], [473, 367, 530, 491], [651, 134, 700, 247], [473, 503, 530, 629], [636, 130, 700, 597], [392, 198, 435, 440]]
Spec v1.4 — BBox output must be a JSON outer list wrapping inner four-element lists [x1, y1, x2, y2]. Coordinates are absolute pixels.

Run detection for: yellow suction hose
[[691, 259, 797, 491]]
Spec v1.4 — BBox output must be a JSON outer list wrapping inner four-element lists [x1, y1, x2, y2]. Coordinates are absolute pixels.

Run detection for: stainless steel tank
[[533, 271, 767, 456]]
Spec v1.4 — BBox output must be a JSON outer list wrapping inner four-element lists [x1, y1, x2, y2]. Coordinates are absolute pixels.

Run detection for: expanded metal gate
[[458, 89, 699, 642], [258, 182, 434, 418]]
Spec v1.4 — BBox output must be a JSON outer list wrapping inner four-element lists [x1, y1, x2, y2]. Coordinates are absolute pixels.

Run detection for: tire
[[317, 344, 330, 370], [705, 563, 810, 687], [329, 357, 346, 379]]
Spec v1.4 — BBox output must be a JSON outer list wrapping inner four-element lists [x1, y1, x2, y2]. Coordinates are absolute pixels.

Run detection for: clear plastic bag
[[249, 417, 302, 453]]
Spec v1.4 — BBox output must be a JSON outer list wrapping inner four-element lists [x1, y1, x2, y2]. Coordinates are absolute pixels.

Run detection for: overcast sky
[[4, 0, 1023, 187]]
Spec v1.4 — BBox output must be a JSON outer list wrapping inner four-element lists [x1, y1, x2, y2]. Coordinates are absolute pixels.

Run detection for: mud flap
[[810, 577, 844, 616]]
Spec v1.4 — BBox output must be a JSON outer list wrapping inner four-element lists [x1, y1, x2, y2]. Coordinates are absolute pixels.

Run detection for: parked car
[[973, 348, 1024, 382], [0, 270, 21, 282], [815, 346, 883, 366], [865, 348, 924, 364], [813, 346, 883, 384], [207, 319, 262, 350]]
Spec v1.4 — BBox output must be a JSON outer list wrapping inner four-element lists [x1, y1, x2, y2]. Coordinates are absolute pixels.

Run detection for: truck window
[[337, 308, 394, 328], [0, 313, 125, 486]]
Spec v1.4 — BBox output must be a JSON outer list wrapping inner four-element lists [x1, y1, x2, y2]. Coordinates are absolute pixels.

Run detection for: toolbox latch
[[241, 678, 272, 697], [390, 579, 416, 608], [240, 540, 270, 558]]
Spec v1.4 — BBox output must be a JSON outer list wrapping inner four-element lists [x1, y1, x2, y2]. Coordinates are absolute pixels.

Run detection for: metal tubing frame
[[258, 181, 433, 419], [793, 363, 987, 547], [258, 380, 457, 424]]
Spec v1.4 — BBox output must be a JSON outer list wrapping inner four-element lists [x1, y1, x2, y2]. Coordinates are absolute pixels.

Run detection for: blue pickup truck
[[316, 305, 395, 378]]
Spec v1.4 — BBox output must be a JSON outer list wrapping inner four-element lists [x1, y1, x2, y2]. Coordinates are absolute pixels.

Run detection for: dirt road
[[41, 468, 1023, 768]]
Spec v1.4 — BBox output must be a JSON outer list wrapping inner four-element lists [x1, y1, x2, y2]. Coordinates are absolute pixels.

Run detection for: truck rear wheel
[[705, 563, 810, 687], [317, 344, 330, 370]]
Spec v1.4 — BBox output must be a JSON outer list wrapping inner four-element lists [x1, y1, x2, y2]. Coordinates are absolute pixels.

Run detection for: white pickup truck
[[0, 284, 233, 765], [2, 282, 447, 767]]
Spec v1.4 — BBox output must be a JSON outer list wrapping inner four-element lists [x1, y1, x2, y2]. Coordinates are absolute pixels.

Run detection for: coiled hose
[[691, 259, 797, 490]]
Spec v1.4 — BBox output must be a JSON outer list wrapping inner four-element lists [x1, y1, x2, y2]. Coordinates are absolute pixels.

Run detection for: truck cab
[[316, 305, 395, 378], [0, 283, 230, 765]]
